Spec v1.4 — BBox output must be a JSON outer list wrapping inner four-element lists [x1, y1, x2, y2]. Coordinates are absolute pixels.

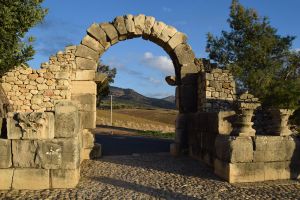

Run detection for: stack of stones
[[1, 46, 76, 113], [198, 68, 236, 112], [0, 100, 98, 190]]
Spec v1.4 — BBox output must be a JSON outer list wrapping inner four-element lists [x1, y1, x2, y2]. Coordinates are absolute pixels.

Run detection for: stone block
[[71, 93, 96, 112], [51, 138, 80, 169], [160, 25, 177, 43], [253, 136, 296, 162], [100, 23, 119, 45], [0, 139, 12, 168], [7, 112, 54, 140], [0, 169, 14, 190], [87, 23, 110, 49], [113, 16, 128, 40], [81, 148, 92, 160], [218, 111, 236, 135], [179, 84, 197, 113], [142, 16, 155, 39], [264, 161, 290, 181], [173, 43, 195, 65], [166, 32, 187, 52], [82, 129, 95, 149], [215, 135, 253, 163], [75, 70, 95, 81], [37, 141, 62, 169], [51, 169, 80, 189], [81, 34, 104, 53], [90, 143, 102, 159], [214, 159, 265, 183], [151, 21, 167, 39], [54, 101, 79, 138], [75, 44, 99, 61], [12, 140, 39, 168], [124, 14, 136, 37], [71, 81, 96, 95], [79, 111, 96, 129], [13, 169, 50, 190], [133, 14, 145, 35], [76, 57, 97, 70]]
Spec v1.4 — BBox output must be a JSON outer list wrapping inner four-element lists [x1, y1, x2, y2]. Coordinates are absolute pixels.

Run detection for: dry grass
[[96, 108, 177, 133]]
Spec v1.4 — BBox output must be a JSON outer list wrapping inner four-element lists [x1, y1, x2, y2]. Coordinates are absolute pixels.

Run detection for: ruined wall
[[198, 68, 236, 112], [1, 46, 76, 112]]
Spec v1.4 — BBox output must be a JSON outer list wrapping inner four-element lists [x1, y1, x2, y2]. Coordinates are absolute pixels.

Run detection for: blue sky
[[27, 0, 300, 98]]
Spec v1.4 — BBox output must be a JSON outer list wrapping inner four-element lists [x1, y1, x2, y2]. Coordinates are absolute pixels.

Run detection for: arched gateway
[[1, 14, 299, 190]]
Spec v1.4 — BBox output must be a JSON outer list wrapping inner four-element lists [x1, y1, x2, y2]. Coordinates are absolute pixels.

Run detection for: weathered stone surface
[[76, 57, 97, 70], [167, 32, 187, 51], [143, 16, 155, 39], [124, 14, 136, 37], [151, 21, 167, 38], [82, 129, 95, 149], [75, 44, 99, 61], [214, 159, 265, 183], [54, 101, 79, 138], [160, 25, 177, 43], [100, 23, 119, 45], [81, 35, 104, 53], [71, 81, 96, 95], [0, 139, 12, 168], [113, 16, 128, 40], [87, 23, 110, 49], [7, 112, 54, 139], [80, 111, 96, 129], [12, 140, 39, 167], [264, 161, 291, 181], [51, 169, 80, 188], [253, 136, 299, 162], [133, 14, 145, 35], [13, 169, 50, 190], [52, 138, 80, 169], [0, 169, 14, 190], [71, 93, 96, 112], [37, 141, 62, 169], [173, 43, 195, 65], [75, 70, 95, 81], [215, 135, 253, 163]]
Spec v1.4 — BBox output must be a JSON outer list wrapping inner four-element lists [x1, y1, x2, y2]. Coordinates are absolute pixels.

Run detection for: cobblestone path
[[1, 153, 300, 199]]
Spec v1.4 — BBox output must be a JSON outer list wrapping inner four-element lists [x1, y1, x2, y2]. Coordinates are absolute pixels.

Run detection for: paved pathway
[[1, 153, 300, 199]]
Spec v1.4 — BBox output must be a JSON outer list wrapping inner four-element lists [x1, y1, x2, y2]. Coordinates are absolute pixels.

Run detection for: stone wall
[[198, 68, 236, 112], [1, 46, 76, 113]]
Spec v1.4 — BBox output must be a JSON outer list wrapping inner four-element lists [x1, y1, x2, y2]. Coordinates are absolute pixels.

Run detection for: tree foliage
[[206, 0, 300, 109], [0, 0, 47, 76], [96, 62, 117, 106]]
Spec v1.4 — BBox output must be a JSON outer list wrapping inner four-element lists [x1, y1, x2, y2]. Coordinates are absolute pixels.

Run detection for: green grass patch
[[137, 130, 175, 139]]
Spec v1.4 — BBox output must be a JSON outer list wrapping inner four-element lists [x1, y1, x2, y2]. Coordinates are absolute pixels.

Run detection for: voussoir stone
[[99, 23, 119, 45], [133, 14, 145, 35], [143, 16, 155, 39], [167, 32, 187, 51], [81, 35, 105, 54], [151, 21, 167, 39], [113, 16, 128, 40], [173, 43, 195, 65], [75, 44, 99, 61], [160, 25, 177, 43], [87, 23, 110, 49], [124, 14, 136, 37]]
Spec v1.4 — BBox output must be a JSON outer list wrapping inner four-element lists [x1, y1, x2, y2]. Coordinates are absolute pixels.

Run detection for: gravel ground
[[1, 153, 300, 200]]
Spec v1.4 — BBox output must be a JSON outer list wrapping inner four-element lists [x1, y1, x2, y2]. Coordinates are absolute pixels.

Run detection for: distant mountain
[[101, 86, 176, 109]]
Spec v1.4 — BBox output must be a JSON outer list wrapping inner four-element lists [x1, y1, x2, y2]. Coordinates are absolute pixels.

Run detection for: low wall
[[0, 100, 97, 190]]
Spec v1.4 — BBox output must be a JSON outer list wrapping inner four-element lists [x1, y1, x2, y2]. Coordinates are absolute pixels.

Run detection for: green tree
[[0, 0, 47, 76], [96, 62, 117, 107], [206, 0, 297, 104]]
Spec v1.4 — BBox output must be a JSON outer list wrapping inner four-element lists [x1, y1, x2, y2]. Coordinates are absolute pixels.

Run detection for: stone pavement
[[1, 153, 300, 199]]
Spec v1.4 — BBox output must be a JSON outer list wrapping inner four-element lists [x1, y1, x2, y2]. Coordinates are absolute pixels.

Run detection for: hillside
[[100, 86, 176, 109]]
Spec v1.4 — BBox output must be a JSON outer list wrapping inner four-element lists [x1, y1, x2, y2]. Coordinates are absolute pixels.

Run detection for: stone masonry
[[0, 14, 299, 190]]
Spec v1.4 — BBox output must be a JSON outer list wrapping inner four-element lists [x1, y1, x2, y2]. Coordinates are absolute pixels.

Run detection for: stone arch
[[73, 14, 201, 114]]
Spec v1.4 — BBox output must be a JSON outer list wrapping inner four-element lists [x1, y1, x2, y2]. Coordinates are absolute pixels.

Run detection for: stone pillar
[[268, 109, 295, 136], [231, 92, 260, 136]]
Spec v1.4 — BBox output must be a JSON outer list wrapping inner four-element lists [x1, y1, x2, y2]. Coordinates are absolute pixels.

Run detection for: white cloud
[[142, 52, 174, 75]]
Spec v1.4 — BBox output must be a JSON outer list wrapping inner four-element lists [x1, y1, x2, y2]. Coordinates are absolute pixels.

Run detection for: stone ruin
[[0, 14, 299, 190]]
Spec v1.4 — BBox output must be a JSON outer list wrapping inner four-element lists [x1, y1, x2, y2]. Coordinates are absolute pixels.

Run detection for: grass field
[[96, 108, 177, 134]]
